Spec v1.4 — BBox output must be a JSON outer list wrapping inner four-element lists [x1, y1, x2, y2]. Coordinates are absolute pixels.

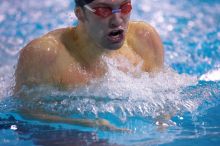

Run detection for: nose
[[109, 12, 123, 28]]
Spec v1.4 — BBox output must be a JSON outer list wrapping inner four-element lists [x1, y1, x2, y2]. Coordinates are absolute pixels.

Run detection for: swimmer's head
[[74, 0, 132, 50]]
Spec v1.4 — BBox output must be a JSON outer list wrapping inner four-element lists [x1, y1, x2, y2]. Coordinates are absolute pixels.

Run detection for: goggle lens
[[93, 2, 132, 18]]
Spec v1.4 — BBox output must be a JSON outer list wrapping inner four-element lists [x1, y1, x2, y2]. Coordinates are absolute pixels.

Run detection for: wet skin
[[15, 21, 163, 91], [14, 0, 164, 131]]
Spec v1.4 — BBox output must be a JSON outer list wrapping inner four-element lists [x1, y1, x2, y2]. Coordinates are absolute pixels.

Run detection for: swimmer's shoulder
[[19, 35, 59, 66], [46, 27, 76, 41], [15, 27, 82, 91], [19, 27, 75, 64], [128, 21, 155, 31], [15, 29, 69, 90], [127, 21, 162, 43], [127, 21, 164, 71]]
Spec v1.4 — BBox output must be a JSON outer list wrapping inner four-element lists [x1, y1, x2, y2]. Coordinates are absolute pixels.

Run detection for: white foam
[[0, 65, 14, 99], [18, 56, 198, 121], [200, 68, 220, 81]]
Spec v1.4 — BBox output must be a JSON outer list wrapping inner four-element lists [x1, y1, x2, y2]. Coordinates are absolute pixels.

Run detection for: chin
[[106, 45, 122, 50], [103, 41, 125, 50]]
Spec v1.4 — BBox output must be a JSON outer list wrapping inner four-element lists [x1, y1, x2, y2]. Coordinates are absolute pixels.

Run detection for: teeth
[[112, 34, 119, 38], [108, 30, 123, 41]]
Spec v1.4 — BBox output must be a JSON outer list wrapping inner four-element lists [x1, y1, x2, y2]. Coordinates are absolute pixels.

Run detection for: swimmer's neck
[[73, 24, 120, 64]]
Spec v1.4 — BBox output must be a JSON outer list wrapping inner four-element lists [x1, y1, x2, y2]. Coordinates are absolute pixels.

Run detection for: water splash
[[0, 0, 218, 123], [0, 1, 219, 145], [12, 57, 198, 122], [0, 65, 14, 99]]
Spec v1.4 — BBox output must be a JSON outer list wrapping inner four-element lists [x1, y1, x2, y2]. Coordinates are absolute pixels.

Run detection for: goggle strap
[[112, 9, 121, 14], [84, 5, 96, 12]]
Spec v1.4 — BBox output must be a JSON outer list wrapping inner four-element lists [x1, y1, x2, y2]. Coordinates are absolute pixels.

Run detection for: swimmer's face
[[80, 0, 132, 50]]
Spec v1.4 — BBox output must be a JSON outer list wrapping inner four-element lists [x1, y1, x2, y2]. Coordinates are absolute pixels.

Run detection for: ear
[[74, 7, 86, 22]]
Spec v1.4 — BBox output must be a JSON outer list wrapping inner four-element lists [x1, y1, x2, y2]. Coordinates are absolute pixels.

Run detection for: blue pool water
[[0, 0, 220, 146]]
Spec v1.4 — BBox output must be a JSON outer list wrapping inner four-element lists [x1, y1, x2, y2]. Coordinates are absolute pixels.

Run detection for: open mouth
[[107, 29, 124, 43]]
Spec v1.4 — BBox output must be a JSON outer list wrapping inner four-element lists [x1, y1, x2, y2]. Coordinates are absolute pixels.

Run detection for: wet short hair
[[75, 0, 95, 7]]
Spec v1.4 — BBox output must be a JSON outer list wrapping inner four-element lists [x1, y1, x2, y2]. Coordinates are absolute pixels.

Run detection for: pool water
[[0, 0, 220, 146]]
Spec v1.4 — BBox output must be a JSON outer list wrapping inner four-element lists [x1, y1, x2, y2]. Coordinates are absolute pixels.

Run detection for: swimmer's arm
[[20, 110, 129, 132], [14, 37, 59, 93], [145, 23, 164, 70]]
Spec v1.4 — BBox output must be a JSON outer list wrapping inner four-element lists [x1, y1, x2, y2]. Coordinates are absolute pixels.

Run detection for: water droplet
[[10, 125, 17, 130]]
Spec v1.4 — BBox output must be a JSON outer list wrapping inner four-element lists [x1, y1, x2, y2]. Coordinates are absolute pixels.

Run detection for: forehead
[[90, 0, 130, 6]]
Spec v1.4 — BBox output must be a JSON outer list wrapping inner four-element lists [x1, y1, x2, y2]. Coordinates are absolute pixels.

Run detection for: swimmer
[[14, 0, 164, 131]]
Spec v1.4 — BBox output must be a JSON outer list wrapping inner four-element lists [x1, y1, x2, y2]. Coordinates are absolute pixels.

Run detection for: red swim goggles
[[84, 2, 132, 18]]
